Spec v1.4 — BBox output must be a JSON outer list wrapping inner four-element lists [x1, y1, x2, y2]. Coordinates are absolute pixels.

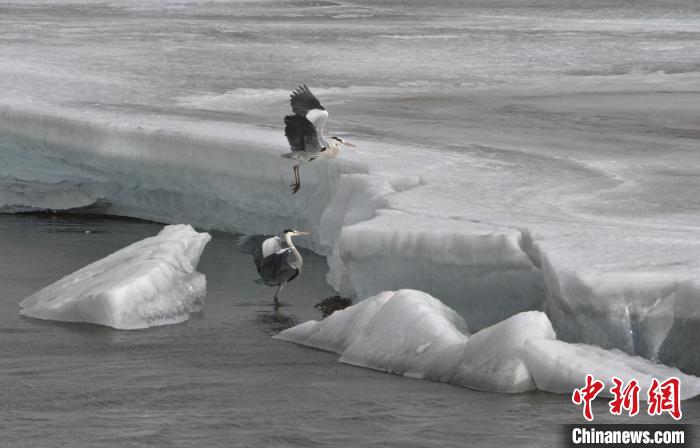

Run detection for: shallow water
[[0, 214, 696, 447]]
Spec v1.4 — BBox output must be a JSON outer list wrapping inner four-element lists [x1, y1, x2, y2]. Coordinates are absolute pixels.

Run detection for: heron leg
[[290, 165, 301, 194], [273, 283, 285, 309]]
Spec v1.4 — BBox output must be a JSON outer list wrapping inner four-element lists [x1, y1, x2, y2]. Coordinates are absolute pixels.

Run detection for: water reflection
[[256, 309, 299, 335]]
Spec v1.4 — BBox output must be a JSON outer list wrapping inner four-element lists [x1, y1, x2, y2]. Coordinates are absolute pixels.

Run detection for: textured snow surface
[[19, 224, 211, 329], [276, 290, 700, 397]]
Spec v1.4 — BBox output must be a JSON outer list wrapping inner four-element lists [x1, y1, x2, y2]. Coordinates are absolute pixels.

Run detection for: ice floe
[[276, 290, 700, 397], [19, 224, 211, 330]]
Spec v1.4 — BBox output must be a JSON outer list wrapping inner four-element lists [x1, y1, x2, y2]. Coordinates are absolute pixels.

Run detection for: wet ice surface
[[1, 214, 697, 447]]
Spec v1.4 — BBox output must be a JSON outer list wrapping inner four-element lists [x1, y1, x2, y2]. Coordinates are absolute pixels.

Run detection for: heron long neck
[[284, 233, 303, 271]]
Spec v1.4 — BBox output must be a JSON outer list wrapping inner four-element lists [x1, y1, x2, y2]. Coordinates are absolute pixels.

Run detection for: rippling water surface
[[0, 214, 696, 447]]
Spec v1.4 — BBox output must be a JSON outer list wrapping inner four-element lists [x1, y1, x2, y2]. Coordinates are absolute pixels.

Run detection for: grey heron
[[235, 229, 310, 308], [282, 85, 356, 194]]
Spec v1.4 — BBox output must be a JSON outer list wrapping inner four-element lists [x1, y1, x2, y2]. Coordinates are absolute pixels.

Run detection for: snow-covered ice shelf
[[276, 290, 700, 398], [19, 224, 211, 330]]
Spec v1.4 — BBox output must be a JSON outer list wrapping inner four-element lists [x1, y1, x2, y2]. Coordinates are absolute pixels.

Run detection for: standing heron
[[282, 85, 356, 194], [235, 229, 310, 308]]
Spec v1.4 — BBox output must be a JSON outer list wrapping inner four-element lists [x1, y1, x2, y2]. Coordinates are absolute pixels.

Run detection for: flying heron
[[235, 229, 310, 308], [282, 85, 356, 194]]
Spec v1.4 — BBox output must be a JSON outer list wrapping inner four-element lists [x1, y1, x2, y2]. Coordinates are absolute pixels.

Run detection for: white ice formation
[[19, 224, 211, 330], [1, 103, 699, 374], [276, 290, 700, 398]]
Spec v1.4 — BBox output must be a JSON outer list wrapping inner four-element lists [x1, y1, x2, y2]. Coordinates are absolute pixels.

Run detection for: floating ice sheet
[[276, 290, 700, 397], [19, 224, 211, 330]]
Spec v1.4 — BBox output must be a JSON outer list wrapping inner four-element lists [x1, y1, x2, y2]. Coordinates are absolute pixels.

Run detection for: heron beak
[[293, 231, 310, 236], [343, 142, 357, 148]]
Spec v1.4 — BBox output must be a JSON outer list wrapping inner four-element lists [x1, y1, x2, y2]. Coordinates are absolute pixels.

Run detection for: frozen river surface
[[0, 214, 696, 447]]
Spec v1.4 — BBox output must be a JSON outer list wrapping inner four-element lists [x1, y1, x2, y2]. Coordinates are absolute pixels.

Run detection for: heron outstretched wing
[[290, 84, 324, 115], [284, 114, 323, 152], [235, 234, 281, 271], [289, 84, 328, 144]]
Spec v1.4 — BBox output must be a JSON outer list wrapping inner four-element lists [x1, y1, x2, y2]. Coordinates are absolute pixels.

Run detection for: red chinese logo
[[648, 377, 682, 420], [609, 377, 640, 417], [572, 376, 682, 421], [572, 374, 605, 421]]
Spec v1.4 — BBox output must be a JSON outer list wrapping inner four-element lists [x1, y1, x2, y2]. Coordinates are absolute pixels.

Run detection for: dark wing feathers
[[290, 84, 324, 115], [284, 114, 322, 152], [234, 234, 271, 270], [258, 249, 299, 285], [236, 235, 299, 284]]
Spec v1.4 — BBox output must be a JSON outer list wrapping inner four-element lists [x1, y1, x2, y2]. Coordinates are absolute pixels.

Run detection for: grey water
[[0, 213, 696, 447]]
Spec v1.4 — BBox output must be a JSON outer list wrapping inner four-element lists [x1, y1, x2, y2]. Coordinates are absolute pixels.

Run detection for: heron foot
[[289, 182, 301, 194]]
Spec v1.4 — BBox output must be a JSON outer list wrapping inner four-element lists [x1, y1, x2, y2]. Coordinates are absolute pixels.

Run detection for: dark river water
[[0, 214, 695, 447]]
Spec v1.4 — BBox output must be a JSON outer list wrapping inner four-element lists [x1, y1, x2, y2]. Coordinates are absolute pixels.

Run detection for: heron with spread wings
[[235, 229, 310, 308], [282, 85, 356, 194]]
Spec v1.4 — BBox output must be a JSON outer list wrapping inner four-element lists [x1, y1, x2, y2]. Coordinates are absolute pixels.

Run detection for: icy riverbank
[[2, 101, 700, 374], [20, 224, 211, 329]]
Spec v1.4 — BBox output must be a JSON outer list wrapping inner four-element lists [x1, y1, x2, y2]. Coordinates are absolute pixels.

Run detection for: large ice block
[[19, 224, 211, 330]]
